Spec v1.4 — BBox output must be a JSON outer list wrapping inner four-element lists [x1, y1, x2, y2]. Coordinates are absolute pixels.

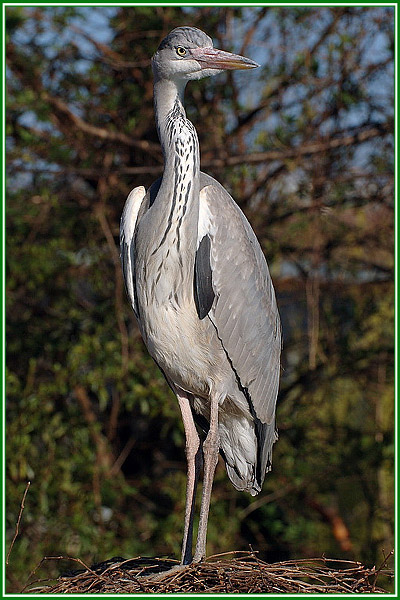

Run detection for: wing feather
[[194, 234, 215, 319], [199, 182, 281, 426], [120, 186, 146, 317]]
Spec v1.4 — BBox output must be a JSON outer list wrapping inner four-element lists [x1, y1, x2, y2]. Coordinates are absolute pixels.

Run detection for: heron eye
[[176, 46, 187, 57]]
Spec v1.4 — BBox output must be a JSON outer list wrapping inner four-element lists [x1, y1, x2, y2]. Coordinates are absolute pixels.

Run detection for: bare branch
[[10, 122, 390, 182], [6, 481, 31, 565], [44, 92, 161, 156]]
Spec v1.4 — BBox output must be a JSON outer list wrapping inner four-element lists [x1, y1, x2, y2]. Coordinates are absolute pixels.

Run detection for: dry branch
[[6, 481, 31, 565]]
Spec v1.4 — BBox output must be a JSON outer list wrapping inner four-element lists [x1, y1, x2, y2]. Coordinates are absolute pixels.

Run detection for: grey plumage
[[158, 26, 213, 51], [120, 26, 281, 565]]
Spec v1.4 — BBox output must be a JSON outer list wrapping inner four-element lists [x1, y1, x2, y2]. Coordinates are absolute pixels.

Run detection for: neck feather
[[150, 77, 200, 263], [154, 78, 185, 151], [153, 76, 200, 202]]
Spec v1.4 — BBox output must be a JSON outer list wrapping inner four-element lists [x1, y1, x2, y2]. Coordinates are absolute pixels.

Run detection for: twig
[[22, 555, 107, 592], [6, 481, 30, 565], [371, 549, 394, 591], [110, 437, 136, 476]]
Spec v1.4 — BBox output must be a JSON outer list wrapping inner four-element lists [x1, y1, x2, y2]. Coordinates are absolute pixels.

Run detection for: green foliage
[[6, 5, 394, 593]]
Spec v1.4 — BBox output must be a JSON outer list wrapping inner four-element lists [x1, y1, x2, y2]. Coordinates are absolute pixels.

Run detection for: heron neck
[[153, 78, 187, 153], [150, 76, 200, 272], [153, 77, 200, 207]]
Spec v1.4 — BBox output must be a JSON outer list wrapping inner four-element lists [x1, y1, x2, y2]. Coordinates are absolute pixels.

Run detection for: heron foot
[[141, 563, 188, 581]]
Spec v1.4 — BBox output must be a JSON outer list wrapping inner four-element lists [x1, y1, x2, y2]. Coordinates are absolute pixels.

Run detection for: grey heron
[[120, 26, 281, 565]]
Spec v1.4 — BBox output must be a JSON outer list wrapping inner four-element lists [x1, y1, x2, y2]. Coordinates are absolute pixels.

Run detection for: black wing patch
[[194, 235, 215, 320]]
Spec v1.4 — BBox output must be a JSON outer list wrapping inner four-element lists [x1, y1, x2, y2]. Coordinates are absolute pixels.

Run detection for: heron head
[[152, 26, 259, 82]]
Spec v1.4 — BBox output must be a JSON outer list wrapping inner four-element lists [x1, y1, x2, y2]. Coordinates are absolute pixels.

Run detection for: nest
[[23, 551, 393, 594]]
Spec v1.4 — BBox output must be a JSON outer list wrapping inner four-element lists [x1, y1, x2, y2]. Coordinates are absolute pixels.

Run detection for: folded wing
[[195, 179, 281, 426], [120, 185, 146, 318]]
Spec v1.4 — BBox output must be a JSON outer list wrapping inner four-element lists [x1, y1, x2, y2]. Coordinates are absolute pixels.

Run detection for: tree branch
[[44, 92, 161, 156], [10, 122, 390, 181]]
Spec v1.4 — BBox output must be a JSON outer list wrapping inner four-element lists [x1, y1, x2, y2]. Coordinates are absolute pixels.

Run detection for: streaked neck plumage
[[153, 77, 200, 178], [153, 78, 186, 151], [152, 76, 200, 242], [147, 76, 201, 305]]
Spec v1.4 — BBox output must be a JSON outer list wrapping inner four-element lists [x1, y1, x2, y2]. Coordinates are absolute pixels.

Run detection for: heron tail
[[218, 416, 278, 496]]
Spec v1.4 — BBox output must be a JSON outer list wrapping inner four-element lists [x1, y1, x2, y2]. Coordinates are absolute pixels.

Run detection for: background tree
[[6, 5, 394, 592]]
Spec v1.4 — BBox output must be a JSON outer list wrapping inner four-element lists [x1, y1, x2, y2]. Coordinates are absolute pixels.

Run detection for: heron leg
[[177, 391, 201, 565], [192, 391, 220, 563]]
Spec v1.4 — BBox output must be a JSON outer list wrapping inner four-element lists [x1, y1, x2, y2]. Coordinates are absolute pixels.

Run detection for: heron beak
[[191, 47, 259, 70]]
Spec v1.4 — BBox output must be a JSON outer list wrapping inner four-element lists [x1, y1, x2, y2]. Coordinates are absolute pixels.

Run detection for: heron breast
[[140, 299, 216, 395]]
